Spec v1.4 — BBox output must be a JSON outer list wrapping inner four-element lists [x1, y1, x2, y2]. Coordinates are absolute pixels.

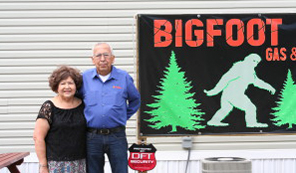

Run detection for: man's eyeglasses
[[93, 53, 112, 60]]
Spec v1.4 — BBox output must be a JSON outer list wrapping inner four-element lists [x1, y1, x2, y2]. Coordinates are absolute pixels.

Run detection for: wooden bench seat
[[0, 152, 30, 173]]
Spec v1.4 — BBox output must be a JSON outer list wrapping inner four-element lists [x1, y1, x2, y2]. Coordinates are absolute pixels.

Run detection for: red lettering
[[247, 19, 265, 46], [266, 19, 282, 46], [273, 47, 280, 61], [207, 19, 223, 47], [226, 19, 244, 47], [281, 48, 287, 60], [291, 48, 296, 61], [266, 48, 273, 61], [153, 18, 282, 48], [175, 20, 183, 47], [154, 20, 172, 47], [185, 19, 204, 47], [265, 47, 286, 61]]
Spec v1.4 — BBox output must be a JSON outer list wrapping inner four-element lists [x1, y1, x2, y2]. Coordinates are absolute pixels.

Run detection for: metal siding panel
[[0, 114, 37, 121], [0, 2, 295, 10], [1, 8, 296, 19], [0, 18, 134, 26], [0, 99, 8, 106], [8, 99, 48, 105], [0, 50, 133, 58], [0, 83, 49, 90], [0, 26, 134, 34], [0, 130, 33, 137], [0, 10, 135, 18], [0, 90, 54, 98], [0, 138, 34, 145], [0, 66, 135, 75], [0, 42, 135, 50], [0, 146, 35, 153], [0, 34, 133, 42], [0, 58, 133, 66], [0, 123, 35, 130]]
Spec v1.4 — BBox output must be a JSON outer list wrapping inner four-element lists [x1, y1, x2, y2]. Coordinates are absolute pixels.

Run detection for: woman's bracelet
[[39, 164, 47, 168]]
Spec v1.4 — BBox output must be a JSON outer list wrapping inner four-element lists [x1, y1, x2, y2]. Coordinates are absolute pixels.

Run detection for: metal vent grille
[[202, 157, 252, 173]]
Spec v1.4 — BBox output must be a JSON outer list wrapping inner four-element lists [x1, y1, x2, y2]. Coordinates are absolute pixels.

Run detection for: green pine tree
[[145, 51, 205, 132], [272, 69, 296, 128]]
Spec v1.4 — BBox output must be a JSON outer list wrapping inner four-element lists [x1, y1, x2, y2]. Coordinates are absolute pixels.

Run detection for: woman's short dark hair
[[49, 65, 82, 93]]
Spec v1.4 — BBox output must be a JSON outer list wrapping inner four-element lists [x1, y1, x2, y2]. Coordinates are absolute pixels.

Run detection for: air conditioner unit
[[202, 157, 252, 173]]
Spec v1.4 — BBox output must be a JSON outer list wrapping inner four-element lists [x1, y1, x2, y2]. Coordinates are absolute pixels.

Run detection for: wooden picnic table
[[0, 152, 30, 173]]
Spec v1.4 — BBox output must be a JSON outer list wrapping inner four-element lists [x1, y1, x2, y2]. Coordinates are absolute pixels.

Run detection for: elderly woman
[[33, 65, 86, 173]]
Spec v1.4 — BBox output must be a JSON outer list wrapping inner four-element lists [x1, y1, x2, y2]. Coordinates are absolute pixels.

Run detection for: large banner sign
[[138, 14, 296, 136]]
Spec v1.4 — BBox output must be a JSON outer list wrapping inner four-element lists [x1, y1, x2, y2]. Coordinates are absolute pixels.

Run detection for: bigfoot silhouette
[[204, 53, 276, 128]]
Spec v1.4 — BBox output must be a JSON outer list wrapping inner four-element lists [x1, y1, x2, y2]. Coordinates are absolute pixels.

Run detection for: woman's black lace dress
[[37, 100, 86, 173]]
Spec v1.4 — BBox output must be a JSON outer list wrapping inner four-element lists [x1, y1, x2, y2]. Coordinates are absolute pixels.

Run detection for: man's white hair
[[91, 42, 114, 56]]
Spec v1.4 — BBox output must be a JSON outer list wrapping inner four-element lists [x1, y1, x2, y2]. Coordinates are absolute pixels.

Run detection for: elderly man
[[79, 43, 141, 173]]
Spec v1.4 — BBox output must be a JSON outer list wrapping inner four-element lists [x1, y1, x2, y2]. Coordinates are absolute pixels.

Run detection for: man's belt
[[87, 126, 125, 135]]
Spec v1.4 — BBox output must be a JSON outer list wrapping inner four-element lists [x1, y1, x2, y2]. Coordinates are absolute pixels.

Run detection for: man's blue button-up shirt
[[79, 66, 141, 129]]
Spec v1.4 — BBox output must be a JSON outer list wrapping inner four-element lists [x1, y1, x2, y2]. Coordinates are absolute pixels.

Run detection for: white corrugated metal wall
[[0, 0, 296, 173]]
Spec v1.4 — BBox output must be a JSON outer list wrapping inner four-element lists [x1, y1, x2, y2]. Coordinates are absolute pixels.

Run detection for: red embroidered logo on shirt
[[113, 86, 122, 89]]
